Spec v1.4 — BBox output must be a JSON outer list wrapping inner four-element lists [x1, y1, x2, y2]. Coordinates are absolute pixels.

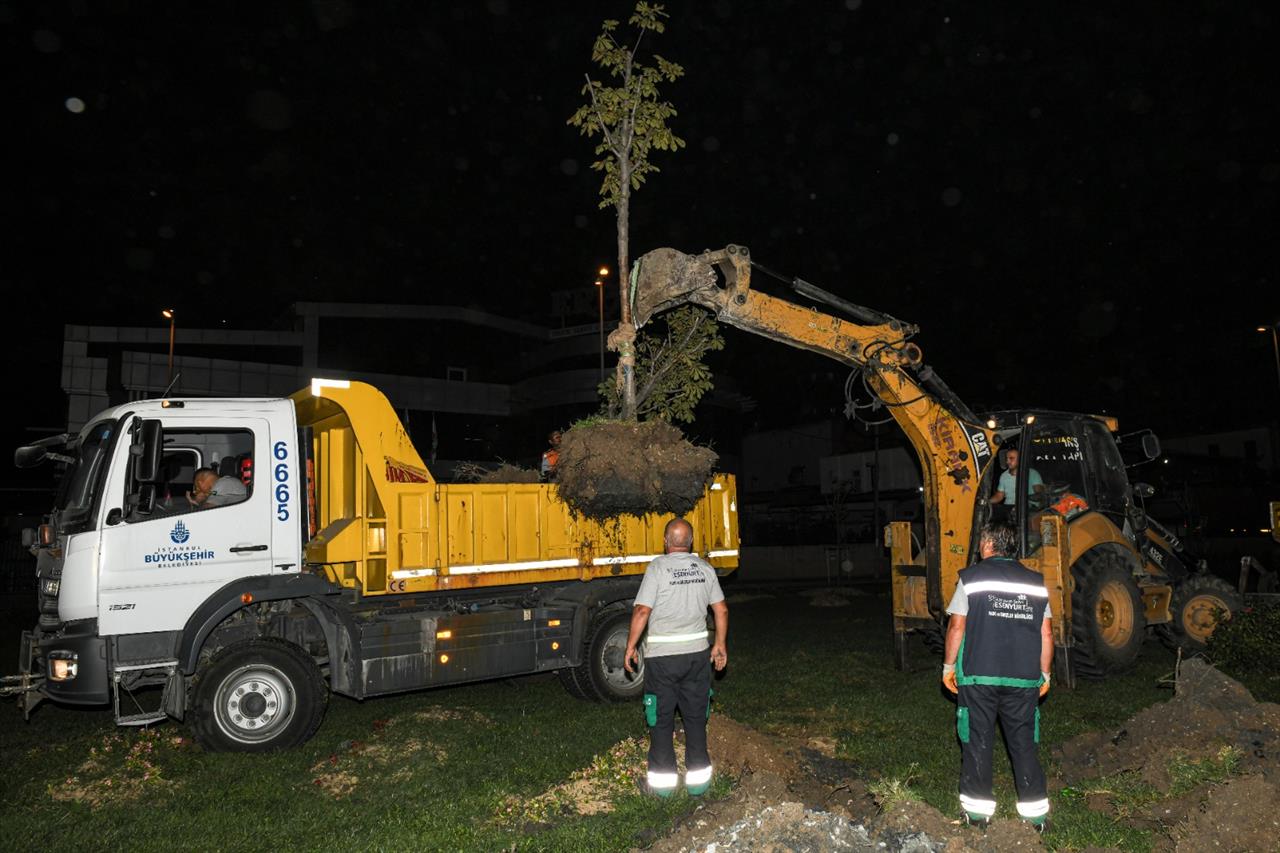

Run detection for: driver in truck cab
[[187, 467, 247, 509]]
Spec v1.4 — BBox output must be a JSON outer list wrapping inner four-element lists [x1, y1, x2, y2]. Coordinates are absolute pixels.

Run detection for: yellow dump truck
[[5, 379, 738, 751]]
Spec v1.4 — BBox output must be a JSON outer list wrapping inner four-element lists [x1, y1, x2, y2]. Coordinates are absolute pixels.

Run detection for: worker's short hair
[[980, 520, 1018, 557]]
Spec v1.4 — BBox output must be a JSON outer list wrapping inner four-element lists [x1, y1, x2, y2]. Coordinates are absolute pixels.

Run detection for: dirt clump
[[555, 419, 716, 519]]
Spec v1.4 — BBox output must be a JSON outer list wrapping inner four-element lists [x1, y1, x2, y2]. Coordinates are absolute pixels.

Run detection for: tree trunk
[[617, 158, 637, 419]]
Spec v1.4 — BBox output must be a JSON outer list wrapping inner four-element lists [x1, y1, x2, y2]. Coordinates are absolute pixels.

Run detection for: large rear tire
[[586, 610, 646, 702], [557, 607, 646, 703], [1070, 548, 1146, 679], [1166, 574, 1242, 654], [190, 638, 327, 752]]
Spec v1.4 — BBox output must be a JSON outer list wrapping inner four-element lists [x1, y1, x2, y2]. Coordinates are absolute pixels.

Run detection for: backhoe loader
[[632, 244, 1242, 683]]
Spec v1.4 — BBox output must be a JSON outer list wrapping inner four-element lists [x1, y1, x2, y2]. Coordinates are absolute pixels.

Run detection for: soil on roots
[[555, 420, 716, 520]]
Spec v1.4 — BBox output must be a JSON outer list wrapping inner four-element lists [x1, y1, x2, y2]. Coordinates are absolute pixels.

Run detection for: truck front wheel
[[191, 638, 327, 752]]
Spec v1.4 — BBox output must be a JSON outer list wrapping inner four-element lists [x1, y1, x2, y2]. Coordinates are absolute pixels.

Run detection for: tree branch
[[635, 313, 706, 408], [584, 73, 621, 156]]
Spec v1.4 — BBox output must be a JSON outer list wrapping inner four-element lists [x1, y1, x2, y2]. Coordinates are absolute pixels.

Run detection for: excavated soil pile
[[555, 420, 717, 519], [1054, 657, 1280, 851], [641, 716, 1046, 853]]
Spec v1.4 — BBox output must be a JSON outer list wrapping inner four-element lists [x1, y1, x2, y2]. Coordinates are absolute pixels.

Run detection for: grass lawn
[[0, 585, 1181, 851]]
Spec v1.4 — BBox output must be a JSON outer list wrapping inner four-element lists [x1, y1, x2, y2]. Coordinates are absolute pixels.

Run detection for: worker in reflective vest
[[625, 518, 729, 797], [942, 520, 1053, 831]]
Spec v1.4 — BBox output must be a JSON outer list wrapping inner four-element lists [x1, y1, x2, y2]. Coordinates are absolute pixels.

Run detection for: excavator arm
[[633, 244, 1001, 654]]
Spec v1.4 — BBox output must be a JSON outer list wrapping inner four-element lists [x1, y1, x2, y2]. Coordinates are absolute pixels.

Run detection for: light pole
[[162, 308, 176, 385], [596, 266, 609, 381], [1258, 322, 1280, 398]]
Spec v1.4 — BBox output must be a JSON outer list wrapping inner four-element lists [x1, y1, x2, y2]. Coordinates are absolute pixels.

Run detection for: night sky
[[6, 1, 1280, 454]]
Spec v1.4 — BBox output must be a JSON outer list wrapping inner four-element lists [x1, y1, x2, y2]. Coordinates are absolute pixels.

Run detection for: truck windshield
[[54, 420, 117, 528]]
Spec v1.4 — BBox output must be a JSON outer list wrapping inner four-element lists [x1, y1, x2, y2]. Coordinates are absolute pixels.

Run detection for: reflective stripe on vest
[[648, 630, 709, 644]]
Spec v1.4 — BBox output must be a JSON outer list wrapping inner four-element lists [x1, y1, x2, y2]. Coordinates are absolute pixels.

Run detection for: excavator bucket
[[631, 247, 718, 329]]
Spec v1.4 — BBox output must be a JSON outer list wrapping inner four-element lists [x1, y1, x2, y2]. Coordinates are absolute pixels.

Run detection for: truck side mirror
[[131, 419, 163, 483], [1141, 433, 1161, 461], [20, 527, 36, 547]]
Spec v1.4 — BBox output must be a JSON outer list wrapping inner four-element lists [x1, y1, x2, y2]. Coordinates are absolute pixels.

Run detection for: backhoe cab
[[632, 244, 1244, 684]]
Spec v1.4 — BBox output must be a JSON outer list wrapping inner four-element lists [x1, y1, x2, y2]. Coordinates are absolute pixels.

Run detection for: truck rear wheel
[[1070, 548, 1146, 679], [191, 638, 327, 752], [1167, 574, 1242, 653], [558, 607, 645, 703], [586, 610, 645, 702]]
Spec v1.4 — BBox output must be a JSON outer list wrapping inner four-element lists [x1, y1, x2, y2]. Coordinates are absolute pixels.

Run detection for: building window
[[446, 366, 467, 382], [1207, 443, 1220, 458]]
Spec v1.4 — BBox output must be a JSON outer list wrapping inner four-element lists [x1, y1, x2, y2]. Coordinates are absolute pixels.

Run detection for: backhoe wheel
[[1070, 548, 1146, 679], [190, 638, 327, 752], [1168, 574, 1242, 654]]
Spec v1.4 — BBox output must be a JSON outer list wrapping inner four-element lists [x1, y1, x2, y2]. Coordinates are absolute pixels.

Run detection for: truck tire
[[190, 638, 327, 752], [1166, 574, 1242, 654], [1070, 548, 1146, 679], [585, 609, 646, 702], [557, 650, 600, 701]]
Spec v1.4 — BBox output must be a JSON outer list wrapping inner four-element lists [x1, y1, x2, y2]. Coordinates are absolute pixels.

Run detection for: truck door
[[97, 417, 275, 636]]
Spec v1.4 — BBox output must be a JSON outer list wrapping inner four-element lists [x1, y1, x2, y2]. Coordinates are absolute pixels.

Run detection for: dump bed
[[293, 381, 738, 595]]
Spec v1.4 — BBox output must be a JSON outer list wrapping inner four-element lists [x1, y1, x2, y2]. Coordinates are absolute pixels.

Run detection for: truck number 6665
[[273, 440, 291, 521]]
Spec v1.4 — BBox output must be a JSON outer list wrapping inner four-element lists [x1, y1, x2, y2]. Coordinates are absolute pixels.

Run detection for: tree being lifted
[[561, 2, 720, 519]]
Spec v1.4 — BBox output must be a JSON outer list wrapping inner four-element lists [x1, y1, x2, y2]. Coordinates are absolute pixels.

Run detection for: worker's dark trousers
[[643, 650, 712, 789], [957, 684, 1047, 821]]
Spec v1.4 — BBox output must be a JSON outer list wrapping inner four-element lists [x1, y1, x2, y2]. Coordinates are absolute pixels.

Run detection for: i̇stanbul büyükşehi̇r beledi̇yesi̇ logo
[[170, 520, 190, 544]]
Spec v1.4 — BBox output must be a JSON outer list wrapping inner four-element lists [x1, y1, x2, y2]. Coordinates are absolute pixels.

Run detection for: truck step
[[116, 709, 170, 726]]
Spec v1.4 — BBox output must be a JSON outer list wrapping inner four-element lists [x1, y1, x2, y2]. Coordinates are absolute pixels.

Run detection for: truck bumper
[[26, 620, 110, 706]]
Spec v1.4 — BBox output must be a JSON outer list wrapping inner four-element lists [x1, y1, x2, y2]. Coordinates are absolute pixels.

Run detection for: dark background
[[4, 0, 1279, 462]]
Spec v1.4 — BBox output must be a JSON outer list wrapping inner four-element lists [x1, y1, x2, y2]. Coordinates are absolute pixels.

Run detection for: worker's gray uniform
[[635, 552, 724, 792]]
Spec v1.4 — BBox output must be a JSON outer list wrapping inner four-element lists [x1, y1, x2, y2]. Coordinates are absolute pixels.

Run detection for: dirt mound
[[1055, 657, 1280, 787], [555, 420, 716, 519], [1169, 774, 1280, 852], [1054, 657, 1280, 849], [645, 716, 1043, 853]]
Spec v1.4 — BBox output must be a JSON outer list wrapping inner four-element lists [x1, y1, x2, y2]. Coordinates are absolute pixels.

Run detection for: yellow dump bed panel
[[293, 381, 739, 595]]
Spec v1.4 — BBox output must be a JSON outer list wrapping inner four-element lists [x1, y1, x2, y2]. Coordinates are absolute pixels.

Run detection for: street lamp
[[1258, 322, 1280, 398], [595, 267, 609, 381], [162, 308, 175, 385]]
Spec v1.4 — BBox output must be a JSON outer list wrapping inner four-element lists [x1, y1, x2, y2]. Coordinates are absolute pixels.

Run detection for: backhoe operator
[[989, 448, 1043, 505]]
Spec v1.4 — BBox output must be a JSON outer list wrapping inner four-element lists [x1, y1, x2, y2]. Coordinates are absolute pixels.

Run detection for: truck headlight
[[41, 578, 60, 597], [48, 651, 78, 682]]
